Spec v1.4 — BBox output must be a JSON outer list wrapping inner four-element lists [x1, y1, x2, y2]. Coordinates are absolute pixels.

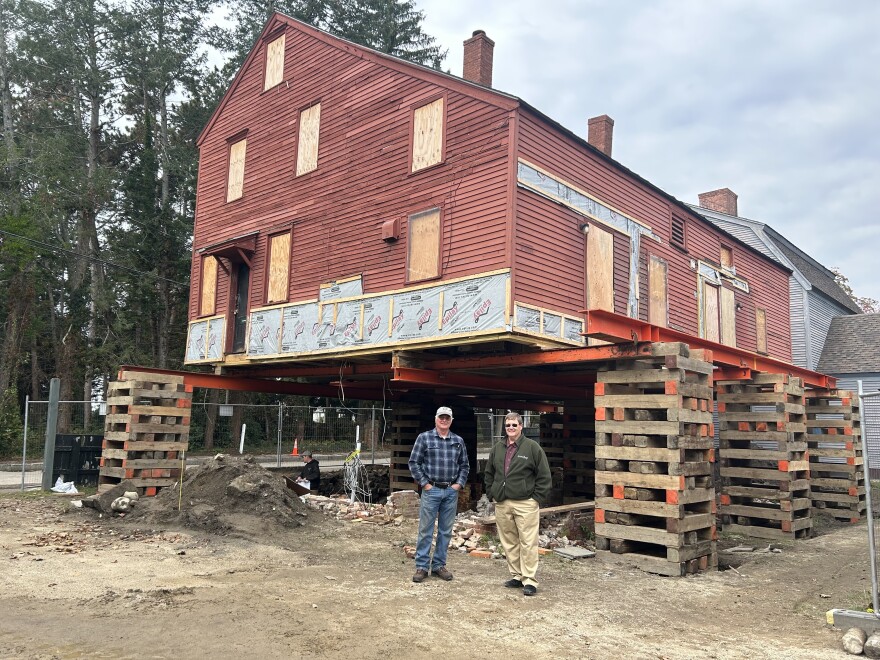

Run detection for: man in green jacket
[[483, 412, 551, 596]]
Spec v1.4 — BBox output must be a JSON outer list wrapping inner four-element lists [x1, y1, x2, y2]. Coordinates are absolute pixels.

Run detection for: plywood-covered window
[[226, 138, 246, 202], [756, 308, 768, 354], [720, 245, 733, 268], [296, 103, 321, 176], [648, 254, 668, 327], [266, 232, 291, 303], [585, 224, 614, 346], [702, 281, 720, 343], [407, 208, 440, 282], [264, 34, 286, 90], [720, 286, 736, 347], [411, 98, 444, 172], [200, 255, 218, 316]]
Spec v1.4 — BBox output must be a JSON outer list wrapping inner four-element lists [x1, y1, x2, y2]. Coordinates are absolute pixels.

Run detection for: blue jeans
[[415, 486, 459, 571]]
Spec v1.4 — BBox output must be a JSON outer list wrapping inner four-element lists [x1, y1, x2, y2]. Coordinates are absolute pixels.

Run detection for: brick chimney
[[463, 30, 494, 87], [698, 188, 739, 216], [588, 115, 614, 156]]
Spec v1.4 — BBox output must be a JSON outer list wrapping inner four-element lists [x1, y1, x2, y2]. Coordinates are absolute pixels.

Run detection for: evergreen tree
[[326, 0, 445, 68]]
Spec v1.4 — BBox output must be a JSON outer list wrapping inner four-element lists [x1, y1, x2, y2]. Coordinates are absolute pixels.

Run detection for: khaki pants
[[495, 498, 540, 587]]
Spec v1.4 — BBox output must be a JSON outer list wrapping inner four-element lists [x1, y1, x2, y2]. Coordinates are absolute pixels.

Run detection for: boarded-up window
[[264, 34, 286, 90], [200, 256, 217, 316], [411, 98, 443, 172], [756, 308, 768, 353], [296, 103, 321, 176], [227, 138, 246, 202], [648, 255, 668, 327], [720, 286, 736, 347], [267, 232, 291, 303], [702, 281, 720, 342], [586, 225, 614, 346], [720, 245, 733, 268], [407, 208, 440, 281]]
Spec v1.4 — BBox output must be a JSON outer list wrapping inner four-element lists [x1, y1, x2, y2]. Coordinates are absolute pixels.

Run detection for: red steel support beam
[[584, 309, 836, 389], [392, 367, 589, 400], [119, 365, 385, 399]]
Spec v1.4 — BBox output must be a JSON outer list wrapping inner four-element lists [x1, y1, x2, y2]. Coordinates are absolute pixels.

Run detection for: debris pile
[[302, 494, 403, 524], [80, 454, 310, 539]]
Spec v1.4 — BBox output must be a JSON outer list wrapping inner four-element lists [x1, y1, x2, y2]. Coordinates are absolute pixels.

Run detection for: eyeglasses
[[504, 423, 519, 428]]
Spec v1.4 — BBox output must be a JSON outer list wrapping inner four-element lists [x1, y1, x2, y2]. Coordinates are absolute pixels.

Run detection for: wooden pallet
[[805, 390, 866, 523], [594, 342, 717, 576], [98, 371, 192, 495], [718, 374, 812, 539]]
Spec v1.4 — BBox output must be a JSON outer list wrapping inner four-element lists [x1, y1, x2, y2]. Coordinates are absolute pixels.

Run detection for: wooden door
[[232, 263, 251, 353]]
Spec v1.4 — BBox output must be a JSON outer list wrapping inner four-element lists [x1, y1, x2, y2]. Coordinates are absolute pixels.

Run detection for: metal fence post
[[41, 378, 61, 491], [20, 395, 30, 491], [371, 405, 376, 465], [276, 402, 283, 467]]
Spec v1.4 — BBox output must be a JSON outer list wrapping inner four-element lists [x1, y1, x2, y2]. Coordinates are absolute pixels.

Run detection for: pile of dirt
[[120, 454, 311, 541]]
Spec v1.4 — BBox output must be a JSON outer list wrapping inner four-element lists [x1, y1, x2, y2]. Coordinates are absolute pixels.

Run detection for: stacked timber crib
[[594, 342, 717, 576], [717, 374, 812, 540], [805, 390, 866, 522], [99, 370, 192, 495]]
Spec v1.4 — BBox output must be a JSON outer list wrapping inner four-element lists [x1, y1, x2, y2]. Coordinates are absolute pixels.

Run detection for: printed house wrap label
[[319, 276, 363, 302], [361, 296, 390, 347], [186, 321, 208, 361], [514, 305, 541, 333], [281, 303, 320, 353], [391, 290, 440, 341], [248, 308, 282, 355], [206, 318, 225, 359], [330, 300, 363, 347], [440, 274, 507, 335]]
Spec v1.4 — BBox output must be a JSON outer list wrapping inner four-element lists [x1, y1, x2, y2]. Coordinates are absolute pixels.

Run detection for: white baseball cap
[[435, 406, 453, 418]]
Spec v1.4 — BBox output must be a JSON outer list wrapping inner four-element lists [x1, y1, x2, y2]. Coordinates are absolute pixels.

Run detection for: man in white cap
[[408, 406, 470, 583]]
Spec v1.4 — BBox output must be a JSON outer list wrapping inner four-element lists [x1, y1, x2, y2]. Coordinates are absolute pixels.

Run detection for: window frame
[[408, 93, 447, 174], [225, 130, 249, 203], [262, 30, 287, 91], [295, 101, 322, 177], [405, 207, 443, 284], [264, 230, 293, 305]]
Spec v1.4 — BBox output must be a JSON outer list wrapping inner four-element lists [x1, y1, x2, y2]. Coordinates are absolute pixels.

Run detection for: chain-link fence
[[3, 398, 107, 491]]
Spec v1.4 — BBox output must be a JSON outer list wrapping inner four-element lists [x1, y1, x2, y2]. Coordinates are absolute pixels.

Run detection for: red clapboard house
[[172, 14, 853, 571], [184, 13, 793, 369]]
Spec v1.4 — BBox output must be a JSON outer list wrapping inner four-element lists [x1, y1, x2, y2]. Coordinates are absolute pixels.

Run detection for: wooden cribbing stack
[[539, 412, 565, 506], [98, 370, 192, 495], [594, 342, 717, 576], [388, 402, 433, 492], [561, 399, 596, 504], [717, 374, 812, 539], [805, 390, 865, 523]]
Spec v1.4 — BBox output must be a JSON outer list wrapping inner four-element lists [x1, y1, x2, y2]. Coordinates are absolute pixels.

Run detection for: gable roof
[[817, 314, 880, 373], [692, 204, 860, 312], [198, 12, 786, 275], [763, 227, 863, 314]]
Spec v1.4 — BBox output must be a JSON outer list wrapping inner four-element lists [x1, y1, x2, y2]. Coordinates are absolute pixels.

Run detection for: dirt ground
[[0, 459, 870, 659]]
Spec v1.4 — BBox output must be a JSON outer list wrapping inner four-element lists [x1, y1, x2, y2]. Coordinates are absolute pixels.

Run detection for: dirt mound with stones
[[116, 454, 311, 542]]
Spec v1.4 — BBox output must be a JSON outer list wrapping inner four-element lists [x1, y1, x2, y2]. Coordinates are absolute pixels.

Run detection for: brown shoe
[[433, 566, 453, 581], [412, 569, 428, 583]]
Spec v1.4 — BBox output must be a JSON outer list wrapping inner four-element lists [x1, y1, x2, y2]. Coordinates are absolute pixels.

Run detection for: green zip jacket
[[484, 435, 551, 504]]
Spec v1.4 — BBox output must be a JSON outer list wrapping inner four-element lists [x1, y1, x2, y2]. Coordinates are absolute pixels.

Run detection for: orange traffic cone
[[291, 438, 299, 456]]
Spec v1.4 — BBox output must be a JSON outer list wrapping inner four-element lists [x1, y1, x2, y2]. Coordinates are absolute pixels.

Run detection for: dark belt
[[429, 481, 452, 488]]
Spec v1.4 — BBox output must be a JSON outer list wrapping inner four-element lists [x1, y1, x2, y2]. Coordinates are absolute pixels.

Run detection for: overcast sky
[[417, 0, 880, 306]]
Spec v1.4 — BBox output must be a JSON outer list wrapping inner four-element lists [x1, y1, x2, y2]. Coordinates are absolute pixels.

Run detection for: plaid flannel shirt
[[408, 428, 469, 487]]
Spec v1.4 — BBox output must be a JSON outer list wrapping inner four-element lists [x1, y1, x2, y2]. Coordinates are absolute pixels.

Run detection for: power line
[[0, 228, 188, 287]]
